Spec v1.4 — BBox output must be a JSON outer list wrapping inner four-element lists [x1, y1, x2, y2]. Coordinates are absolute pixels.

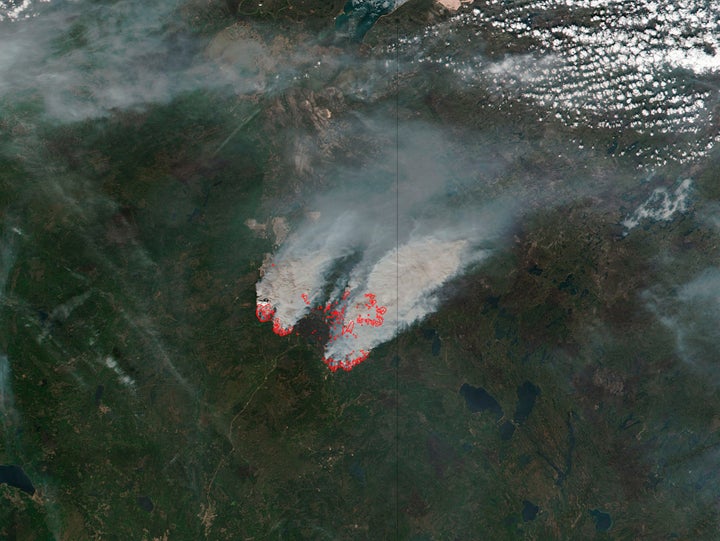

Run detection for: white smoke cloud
[[255, 212, 365, 336], [0, 0, 413, 126], [644, 267, 720, 382], [256, 230, 496, 370], [1, 0, 206, 120], [322, 236, 480, 369], [255, 119, 517, 370], [0, 0, 377, 122]]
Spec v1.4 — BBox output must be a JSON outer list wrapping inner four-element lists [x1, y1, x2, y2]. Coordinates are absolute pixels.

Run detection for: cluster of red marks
[[255, 288, 387, 372], [323, 349, 370, 372], [255, 301, 293, 336], [255, 302, 274, 323], [356, 293, 387, 327], [272, 319, 293, 336], [317, 289, 353, 342], [319, 292, 386, 372]]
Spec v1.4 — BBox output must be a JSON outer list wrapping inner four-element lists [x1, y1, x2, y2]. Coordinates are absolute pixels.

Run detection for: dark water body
[[94, 384, 104, 405], [459, 384, 503, 420], [0, 465, 35, 495], [422, 328, 442, 356], [431, 335, 441, 356], [522, 500, 539, 522], [335, 0, 395, 41], [136, 495, 154, 512], [493, 381, 540, 439], [590, 509, 612, 532], [349, 460, 366, 484], [513, 381, 540, 425], [499, 420, 515, 441]]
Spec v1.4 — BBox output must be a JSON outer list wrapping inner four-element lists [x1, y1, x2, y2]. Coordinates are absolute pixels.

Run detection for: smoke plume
[[255, 120, 516, 370]]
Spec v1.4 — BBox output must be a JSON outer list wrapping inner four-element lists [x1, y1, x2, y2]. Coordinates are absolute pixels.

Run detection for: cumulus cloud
[[396, 0, 720, 164]]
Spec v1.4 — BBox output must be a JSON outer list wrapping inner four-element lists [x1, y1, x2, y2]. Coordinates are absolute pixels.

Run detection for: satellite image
[[1, 0, 720, 538]]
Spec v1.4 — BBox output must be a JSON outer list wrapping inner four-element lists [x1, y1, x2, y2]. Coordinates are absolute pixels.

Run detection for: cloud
[[397, 0, 720, 165], [622, 178, 693, 231]]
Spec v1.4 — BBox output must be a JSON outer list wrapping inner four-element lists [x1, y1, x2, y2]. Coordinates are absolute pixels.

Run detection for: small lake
[[459, 383, 503, 420], [522, 500, 539, 522], [590, 509, 612, 532], [514, 381, 540, 425], [136, 495, 154, 512], [0, 465, 35, 495], [422, 328, 442, 356]]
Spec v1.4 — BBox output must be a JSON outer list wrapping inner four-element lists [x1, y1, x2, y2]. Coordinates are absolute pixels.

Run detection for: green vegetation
[[2, 1, 720, 539]]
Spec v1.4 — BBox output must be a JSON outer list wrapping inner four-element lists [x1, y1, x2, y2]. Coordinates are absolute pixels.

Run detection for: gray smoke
[[255, 118, 525, 370], [644, 267, 720, 383]]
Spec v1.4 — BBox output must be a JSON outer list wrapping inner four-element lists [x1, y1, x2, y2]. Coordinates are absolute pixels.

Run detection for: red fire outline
[[256, 286, 387, 371]]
